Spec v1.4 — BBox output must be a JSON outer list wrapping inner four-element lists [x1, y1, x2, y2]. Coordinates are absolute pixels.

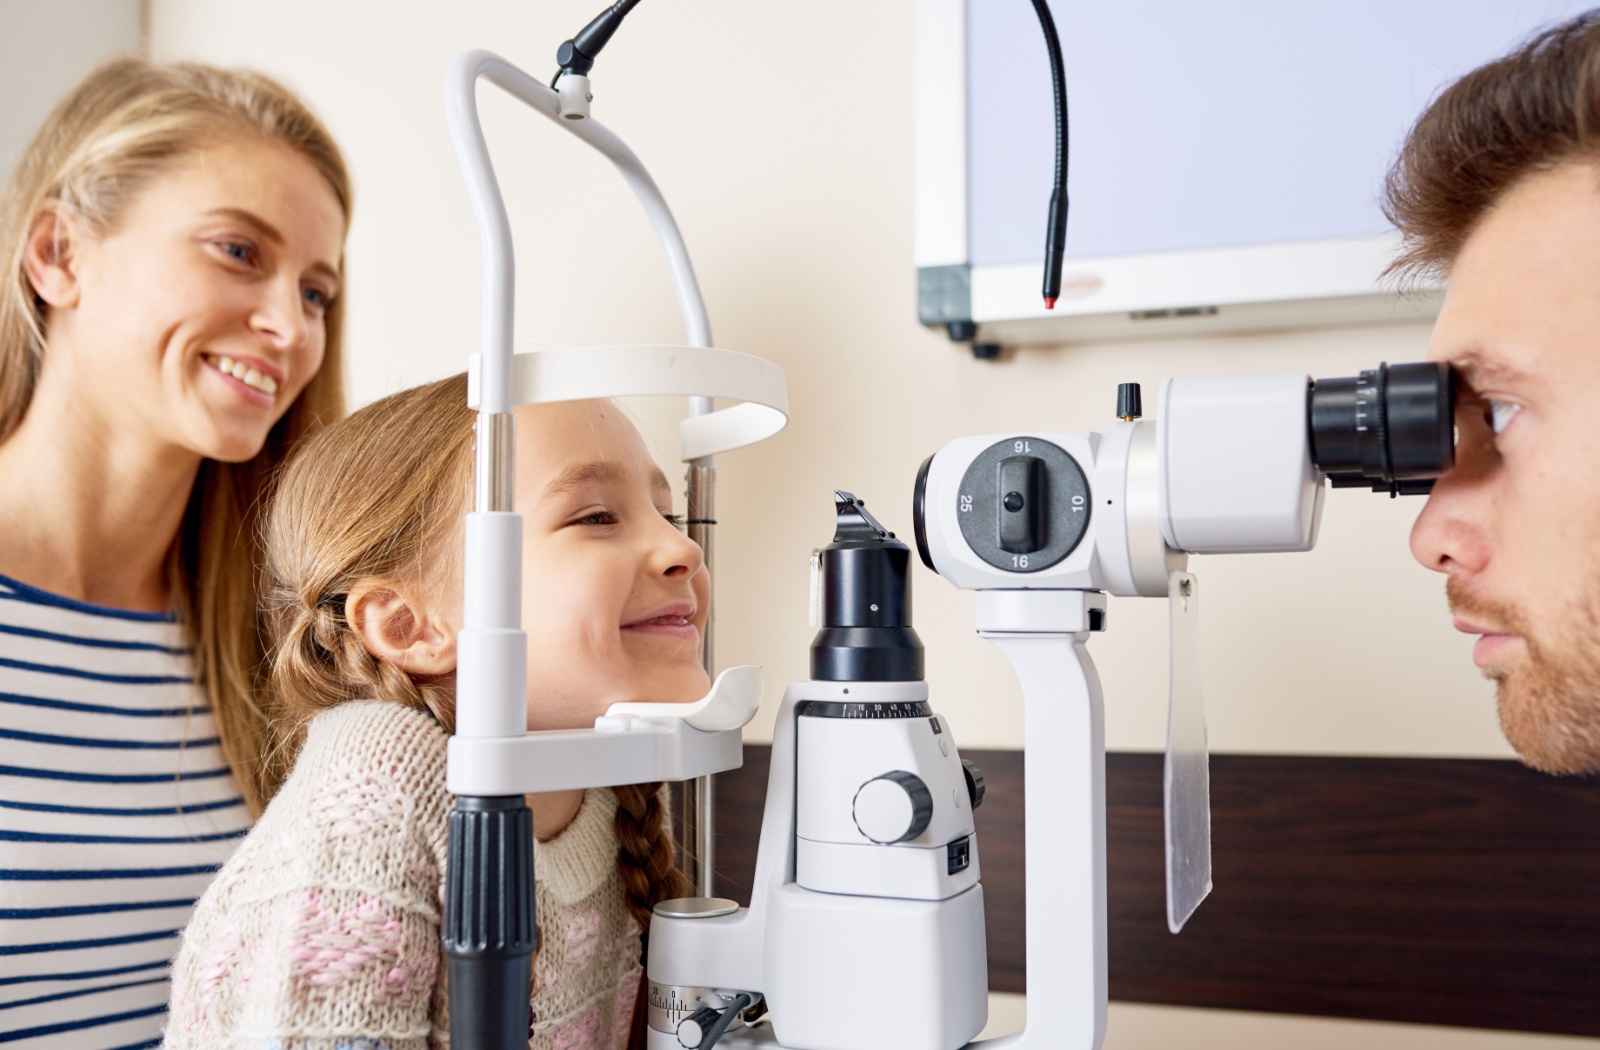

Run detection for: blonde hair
[[0, 57, 353, 815], [263, 373, 690, 932]]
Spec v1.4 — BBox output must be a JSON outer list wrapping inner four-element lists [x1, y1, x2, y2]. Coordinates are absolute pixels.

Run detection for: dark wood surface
[[708, 746, 1600, 1037]]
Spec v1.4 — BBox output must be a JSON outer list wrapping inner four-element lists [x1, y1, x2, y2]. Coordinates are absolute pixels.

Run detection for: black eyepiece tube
[[811, 491, 925, 682], [1308, 361, 1456, 496], [444, 795, 536, 1050]]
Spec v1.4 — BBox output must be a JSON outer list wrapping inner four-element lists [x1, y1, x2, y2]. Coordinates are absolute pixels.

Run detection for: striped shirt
[[0, 573, 250, 1050]]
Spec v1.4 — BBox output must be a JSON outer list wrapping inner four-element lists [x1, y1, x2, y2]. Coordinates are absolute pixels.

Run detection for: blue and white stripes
[[0, 574, 249, 1049]]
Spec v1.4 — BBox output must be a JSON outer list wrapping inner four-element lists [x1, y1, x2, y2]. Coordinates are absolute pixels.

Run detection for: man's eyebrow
[[1446, 349, 1540, 393], [203, 206, 342, 287]]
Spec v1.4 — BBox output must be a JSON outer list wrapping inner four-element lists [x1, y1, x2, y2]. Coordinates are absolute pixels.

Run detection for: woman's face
[[42, 135, 345, 463], [511, 400, 711, 731]]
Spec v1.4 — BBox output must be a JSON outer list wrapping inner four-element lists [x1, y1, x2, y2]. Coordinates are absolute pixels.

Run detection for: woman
[[0, 58, 350, 1048]]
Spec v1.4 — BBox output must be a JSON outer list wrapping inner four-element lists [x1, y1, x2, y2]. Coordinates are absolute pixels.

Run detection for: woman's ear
[[22, 205, 84, 310], [345, 580, 457, 677]]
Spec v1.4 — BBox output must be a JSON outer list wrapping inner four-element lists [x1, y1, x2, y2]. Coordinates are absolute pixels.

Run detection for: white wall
[[141, 3, 1583, 1047], [0, 0, 142, 180]]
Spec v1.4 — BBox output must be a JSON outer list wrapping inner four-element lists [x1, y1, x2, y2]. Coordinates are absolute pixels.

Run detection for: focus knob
[[962, 759, 986, 810], [677, 1007, 721, 1048], [852, 770, 934, 844]]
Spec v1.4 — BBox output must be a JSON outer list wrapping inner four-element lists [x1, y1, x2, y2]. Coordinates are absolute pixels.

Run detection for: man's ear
[[22, 205, 85, 311], [345, 580, 457, 677]]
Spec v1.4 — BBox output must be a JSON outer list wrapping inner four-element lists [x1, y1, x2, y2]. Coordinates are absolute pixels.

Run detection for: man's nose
[[1410, 414, 1495, 576]]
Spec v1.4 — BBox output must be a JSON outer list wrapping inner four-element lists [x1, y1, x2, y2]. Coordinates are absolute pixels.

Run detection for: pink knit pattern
[[163, 701, 649, 1050]]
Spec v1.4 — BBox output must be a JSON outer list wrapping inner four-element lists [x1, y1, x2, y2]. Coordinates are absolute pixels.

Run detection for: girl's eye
[[664, 513, 687, 531], [576, 510, 618, 526], [302, 286, 330, 313], [1487, 398, 1521, 435]]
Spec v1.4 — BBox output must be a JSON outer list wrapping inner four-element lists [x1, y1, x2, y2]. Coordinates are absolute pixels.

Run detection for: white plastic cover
[[1165, 570, 1212, 933], [467, 344, 789, 462]]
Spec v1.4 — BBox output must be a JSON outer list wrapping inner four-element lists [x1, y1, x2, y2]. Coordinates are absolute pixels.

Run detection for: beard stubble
[[1447, 576, 1600, 775]]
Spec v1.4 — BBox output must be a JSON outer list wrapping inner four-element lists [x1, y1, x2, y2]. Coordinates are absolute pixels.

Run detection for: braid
[[612, 782, 693, 933]]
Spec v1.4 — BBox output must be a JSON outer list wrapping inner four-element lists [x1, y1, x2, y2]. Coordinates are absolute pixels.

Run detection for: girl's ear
[[345, 580, 457, 677], [22, 206, 84, 310]]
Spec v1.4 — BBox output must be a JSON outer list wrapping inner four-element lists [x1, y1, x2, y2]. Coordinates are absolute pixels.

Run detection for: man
[[1390, 12, 1600, 774]]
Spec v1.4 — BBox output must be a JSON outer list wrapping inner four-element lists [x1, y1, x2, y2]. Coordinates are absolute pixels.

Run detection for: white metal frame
[[443, 48, 786, 796]]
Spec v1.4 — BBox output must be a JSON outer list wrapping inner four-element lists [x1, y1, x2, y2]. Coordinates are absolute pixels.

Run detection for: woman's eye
[[1487, 398, 1521, 435], [217, 240, 258, 266]]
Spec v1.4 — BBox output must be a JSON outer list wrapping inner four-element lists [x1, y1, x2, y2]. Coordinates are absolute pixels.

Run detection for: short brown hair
[[1384, 11, 1600, 282]]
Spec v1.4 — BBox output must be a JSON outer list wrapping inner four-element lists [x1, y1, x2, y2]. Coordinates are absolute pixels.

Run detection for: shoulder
[[280, 700, 453, 828], [225, 702, 452, 889]]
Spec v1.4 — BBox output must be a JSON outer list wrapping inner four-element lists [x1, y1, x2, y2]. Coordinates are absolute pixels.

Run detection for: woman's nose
[[249, 278, 311, 352]]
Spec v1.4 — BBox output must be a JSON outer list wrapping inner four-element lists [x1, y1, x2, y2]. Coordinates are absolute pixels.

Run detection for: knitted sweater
[[164, 701, 644, 1050]]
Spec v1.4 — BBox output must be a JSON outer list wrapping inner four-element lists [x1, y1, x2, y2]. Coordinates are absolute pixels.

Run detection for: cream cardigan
[[164, 701, 643, 1050]]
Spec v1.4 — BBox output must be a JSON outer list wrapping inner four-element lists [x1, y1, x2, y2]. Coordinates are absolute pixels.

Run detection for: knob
[[962, 759, 986, 810], [1117, 382, 1142, 420], [998, 455, 1047, 554], [677, 1006, 721, 1048], [852, 770, 934, 844]]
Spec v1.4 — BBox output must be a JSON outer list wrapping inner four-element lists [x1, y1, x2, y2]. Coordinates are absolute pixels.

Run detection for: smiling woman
[[0, 58, 351, 1048]]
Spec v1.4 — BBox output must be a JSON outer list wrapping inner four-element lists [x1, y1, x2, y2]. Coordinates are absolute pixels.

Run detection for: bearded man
[[1392, 12, 1600, 774]]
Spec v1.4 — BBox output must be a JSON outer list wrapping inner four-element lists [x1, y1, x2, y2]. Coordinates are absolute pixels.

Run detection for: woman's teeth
[[204, 354, 278, 395]]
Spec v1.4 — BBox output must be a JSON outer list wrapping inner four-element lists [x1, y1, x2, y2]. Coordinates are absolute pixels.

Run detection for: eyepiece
[[1308, 361, 1455, 496]]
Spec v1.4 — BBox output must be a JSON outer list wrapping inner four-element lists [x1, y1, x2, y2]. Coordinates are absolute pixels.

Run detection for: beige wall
[[143, 2, 1578, 1046]]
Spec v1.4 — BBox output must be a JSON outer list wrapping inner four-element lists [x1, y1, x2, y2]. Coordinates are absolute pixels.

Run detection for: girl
[[166, 374, 703, 1049], [0, 59, 350, 1047]]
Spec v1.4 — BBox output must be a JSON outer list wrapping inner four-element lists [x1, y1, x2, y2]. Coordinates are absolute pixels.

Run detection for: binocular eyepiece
[[1309, 361, 1456, 496]]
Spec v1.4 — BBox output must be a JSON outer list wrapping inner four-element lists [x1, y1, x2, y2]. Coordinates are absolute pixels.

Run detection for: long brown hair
[[1383, 10, 1600, 281], [0, 57, 352, 814], [261, 374, 690, 931]]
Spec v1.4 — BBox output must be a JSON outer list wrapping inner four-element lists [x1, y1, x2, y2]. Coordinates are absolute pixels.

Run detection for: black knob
[[998, 456, 1047, 553], [962, 759, 986, 810], [1117, 382, 1142, 421]]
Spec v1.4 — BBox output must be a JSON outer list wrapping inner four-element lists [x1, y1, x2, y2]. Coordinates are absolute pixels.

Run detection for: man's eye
[[1487, 399, 1521, 435]]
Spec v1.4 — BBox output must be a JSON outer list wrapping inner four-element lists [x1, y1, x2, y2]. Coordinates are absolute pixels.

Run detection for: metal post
[[683, 460, 717, 896]]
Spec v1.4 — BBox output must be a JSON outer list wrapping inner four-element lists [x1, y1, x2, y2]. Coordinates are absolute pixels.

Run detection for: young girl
[[164, 374, 706, 1049]]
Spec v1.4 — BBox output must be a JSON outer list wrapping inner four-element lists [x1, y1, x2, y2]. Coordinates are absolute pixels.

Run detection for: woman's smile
[[202, 351, 282, 407]]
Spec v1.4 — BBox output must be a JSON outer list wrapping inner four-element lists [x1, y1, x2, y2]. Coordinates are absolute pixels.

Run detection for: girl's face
[[512, 400, 711, 730], [39, 135, 345, 463]]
